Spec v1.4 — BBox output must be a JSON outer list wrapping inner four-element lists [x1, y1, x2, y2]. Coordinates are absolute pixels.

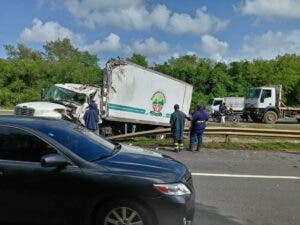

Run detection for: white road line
[[191, 173, 300, 180]]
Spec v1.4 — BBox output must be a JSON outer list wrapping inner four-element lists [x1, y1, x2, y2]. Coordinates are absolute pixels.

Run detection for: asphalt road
[[156, 149, 300, 225]]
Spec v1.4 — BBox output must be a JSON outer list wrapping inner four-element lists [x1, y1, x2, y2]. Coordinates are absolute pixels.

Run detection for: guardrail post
[[124, 123, 128, 134], [225, 134, 230, 143]]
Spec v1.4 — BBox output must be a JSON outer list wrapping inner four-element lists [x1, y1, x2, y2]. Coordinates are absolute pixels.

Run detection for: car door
[[0, 125, 85, 225]]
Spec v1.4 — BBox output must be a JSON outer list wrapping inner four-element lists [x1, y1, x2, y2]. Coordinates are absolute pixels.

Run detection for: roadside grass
[[0, 106, 14, 110], [120, 137, 300, 152], [207, 121, 300, 130]]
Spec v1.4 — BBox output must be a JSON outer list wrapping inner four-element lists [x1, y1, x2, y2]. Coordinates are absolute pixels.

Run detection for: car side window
[[0, 126, 57, 162]]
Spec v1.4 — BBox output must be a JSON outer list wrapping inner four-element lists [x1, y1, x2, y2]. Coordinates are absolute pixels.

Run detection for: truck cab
[[206, 98, 224, 115], [15, 84, 101, 125], [244, 86, 279, 123], [206, 97, 245, 116]]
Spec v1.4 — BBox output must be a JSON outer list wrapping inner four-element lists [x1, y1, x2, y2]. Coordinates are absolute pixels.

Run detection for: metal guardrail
[[0, 110, 14, 115], [1, 110, 299, 140], [108, 127, 300, 141]]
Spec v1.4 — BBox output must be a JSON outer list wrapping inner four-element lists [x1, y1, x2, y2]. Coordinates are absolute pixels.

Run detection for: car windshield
[[44, 85, 86, 105], [37, 122, 116, 161], [246, 88, 261, 99]]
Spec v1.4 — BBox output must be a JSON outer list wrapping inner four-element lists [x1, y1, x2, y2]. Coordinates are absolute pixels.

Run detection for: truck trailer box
[[102, 60, 193, 126]]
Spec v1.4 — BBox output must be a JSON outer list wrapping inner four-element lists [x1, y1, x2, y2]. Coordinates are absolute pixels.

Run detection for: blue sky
[[1, 0, 300, 65]]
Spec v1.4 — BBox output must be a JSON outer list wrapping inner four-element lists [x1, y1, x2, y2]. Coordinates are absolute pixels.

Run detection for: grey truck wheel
[[263, 111, 278, 124]]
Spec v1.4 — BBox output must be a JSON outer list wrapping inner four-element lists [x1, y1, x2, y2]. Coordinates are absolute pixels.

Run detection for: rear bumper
[[146, 192, 195, 225]]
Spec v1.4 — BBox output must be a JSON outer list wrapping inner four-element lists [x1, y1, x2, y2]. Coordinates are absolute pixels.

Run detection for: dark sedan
[[0, 116, 194, 225]]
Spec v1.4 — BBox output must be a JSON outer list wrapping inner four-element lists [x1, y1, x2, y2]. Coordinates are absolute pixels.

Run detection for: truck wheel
[[263, 111, 278, 124]]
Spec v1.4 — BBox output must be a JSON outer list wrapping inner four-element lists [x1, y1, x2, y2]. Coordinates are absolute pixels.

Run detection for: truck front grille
[[15, 106, 35, 116]]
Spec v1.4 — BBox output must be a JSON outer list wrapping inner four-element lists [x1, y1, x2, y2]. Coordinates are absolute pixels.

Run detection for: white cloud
[[238, 0, 300, 19], [62, 0, 228, 35], [201, 35, 229, 57], [132, 38, 168, 56], [19, 17, 170, 60], [82, 33, 124, 54], [20, 18, 82, 44], [82, 34, 169, 60], [167, 7, 228, 35], [241, 30, 300, 59]]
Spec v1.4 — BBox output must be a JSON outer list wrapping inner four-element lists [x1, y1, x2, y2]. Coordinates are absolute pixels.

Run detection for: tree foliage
[[0, 39, 102, 107], [127, 53, 148, 68], [153, 54, 300, 110], [0, 40, 299, 112]]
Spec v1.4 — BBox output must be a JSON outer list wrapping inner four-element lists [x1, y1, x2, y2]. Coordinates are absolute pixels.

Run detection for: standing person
[[170, 104, 187, 152], [219, 102, 227, 123], [83, 97, 99, 134], [189, 105, 209, 152]]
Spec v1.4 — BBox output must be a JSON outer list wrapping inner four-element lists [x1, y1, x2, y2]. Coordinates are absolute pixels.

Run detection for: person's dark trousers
[[190, 129, 204, 151]]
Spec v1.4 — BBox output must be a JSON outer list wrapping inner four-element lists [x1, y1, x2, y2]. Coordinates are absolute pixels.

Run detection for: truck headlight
[[154, 183, 191, 196]]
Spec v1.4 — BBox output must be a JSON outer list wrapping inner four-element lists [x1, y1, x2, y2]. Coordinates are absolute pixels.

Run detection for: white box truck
[[100, 60, 193, 134], [206, 97, 244, 114], [15, 59, 193, 134], [244, 85, 300, 123]]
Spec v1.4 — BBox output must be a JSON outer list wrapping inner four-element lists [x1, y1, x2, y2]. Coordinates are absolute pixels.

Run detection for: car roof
[[0, 115, 73, 130]]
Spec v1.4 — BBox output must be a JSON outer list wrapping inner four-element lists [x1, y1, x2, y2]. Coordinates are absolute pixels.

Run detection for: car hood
[[96, 144, 188, 183]]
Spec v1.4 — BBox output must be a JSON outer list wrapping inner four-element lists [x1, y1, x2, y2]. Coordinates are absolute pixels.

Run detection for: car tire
[[96, 199, 154, 225]]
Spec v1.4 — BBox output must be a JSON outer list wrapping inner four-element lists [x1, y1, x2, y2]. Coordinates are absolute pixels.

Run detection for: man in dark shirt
[[170, 104, 187, 152], [189, 105, 209, 152]]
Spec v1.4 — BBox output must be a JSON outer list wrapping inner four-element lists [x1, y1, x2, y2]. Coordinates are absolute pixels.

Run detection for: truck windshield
[[246, 88, 261, 99], [44, 85, 86, 105]]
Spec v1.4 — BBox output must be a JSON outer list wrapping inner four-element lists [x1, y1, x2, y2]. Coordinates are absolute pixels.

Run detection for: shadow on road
[[194, 202, 243, 225]]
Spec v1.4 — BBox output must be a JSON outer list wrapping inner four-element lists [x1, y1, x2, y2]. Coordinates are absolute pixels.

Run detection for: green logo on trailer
[[150, 91, 166, 116]]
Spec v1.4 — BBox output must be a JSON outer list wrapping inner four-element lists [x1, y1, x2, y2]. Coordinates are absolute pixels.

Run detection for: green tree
[[127, 53, 148, 67], [0, 39, 102, 107]]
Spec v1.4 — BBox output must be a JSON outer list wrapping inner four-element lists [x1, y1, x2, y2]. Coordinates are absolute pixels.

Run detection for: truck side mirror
[[260, 97, 265, 103]]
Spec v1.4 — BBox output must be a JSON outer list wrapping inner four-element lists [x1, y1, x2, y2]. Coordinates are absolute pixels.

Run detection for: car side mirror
[[41, 154, 69, 169]]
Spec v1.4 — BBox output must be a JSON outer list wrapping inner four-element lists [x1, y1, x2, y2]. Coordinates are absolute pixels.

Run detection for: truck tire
[[263, 111, 278, 124]]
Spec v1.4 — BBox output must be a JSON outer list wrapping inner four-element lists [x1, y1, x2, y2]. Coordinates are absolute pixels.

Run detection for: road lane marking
[[191, 173, 300, 180]]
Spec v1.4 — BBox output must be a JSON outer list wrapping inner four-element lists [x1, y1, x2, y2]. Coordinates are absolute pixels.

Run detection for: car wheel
[[96, 200, 153, 225]]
